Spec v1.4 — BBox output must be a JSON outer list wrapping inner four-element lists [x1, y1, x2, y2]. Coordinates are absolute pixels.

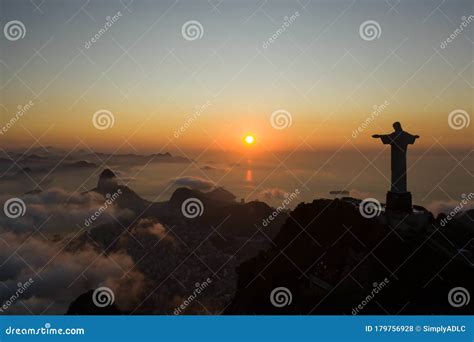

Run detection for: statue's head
[[393, 122, 402, 132]]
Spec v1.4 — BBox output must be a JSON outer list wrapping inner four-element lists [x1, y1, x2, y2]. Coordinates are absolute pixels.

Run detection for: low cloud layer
[[169, 176, 215, 191], [133, 218, 176, 244], [0, 231, 144, 314], [426, 198, 474, 216], [0, 188, 132, 235], [256, 188, 289, 202]]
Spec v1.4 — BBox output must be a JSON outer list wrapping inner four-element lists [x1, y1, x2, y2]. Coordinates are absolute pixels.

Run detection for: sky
[[0, 0, 472, 153]]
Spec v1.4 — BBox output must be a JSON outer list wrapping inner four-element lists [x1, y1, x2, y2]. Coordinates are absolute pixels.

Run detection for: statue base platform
[[386, 191, 412, 212]]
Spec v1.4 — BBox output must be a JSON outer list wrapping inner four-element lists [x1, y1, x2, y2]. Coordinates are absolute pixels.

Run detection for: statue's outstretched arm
[[372, 133, 391, 144], [406, 132, 419, 144]]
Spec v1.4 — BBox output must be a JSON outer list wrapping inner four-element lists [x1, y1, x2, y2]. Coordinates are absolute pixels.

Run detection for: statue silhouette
[[372, 122, 419, 211]]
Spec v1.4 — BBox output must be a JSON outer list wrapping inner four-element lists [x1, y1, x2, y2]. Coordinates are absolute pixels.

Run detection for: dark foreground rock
[[225, 199, 474, 315]]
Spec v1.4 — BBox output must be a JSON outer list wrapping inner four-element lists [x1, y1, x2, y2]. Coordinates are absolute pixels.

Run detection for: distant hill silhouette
[[92, 168, 151, 212], [59, 160, 97, 169], [66, 290, 124, 315], [0, 148, 189, 188]]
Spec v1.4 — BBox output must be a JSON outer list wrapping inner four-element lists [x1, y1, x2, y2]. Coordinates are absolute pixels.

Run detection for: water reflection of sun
[[246, 169, 253, 182]]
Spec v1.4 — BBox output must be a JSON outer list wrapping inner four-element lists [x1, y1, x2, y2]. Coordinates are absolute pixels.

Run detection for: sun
[[244, 134, 255, 145]]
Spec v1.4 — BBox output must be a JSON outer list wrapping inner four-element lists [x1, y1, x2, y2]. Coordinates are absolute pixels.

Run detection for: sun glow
[[244, 134, 255, 145]]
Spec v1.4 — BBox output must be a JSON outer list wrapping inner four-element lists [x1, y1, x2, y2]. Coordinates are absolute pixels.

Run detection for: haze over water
[[3, 148, 470, 214]]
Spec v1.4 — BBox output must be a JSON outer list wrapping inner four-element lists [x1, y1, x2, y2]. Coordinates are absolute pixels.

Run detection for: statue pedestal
[[386, 191, 412, 212]]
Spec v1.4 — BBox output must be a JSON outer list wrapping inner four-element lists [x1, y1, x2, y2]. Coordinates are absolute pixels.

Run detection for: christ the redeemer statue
[[372, 122, 419, 212]]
